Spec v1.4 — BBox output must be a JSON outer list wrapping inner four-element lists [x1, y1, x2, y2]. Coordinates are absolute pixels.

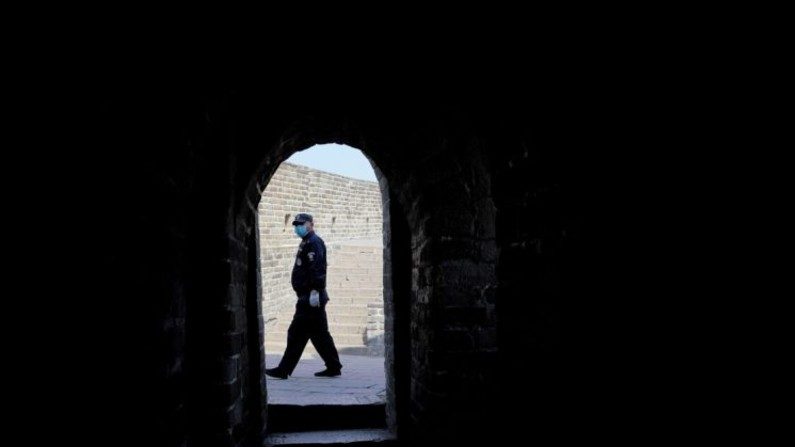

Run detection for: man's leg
[[277, 316, 310, 375], [309, 307, 342, 372]]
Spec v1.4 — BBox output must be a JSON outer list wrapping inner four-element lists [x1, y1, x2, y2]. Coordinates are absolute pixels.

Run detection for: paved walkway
[[265, 353, 386, 406]]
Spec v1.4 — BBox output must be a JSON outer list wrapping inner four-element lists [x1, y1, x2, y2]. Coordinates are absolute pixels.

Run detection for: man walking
[[265, 213, 343, 379]]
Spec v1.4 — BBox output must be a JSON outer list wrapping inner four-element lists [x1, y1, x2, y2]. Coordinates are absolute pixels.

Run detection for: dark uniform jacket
[[291, 231, 329, 305]]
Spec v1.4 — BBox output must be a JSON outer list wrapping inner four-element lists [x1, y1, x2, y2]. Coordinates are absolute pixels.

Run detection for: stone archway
[[80, 83, 585, 447], [231, 113, 499, 443], [237, 128, 413, 439]]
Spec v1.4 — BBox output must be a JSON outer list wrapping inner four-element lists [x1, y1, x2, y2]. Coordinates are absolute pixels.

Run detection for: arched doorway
[[243, 133, 413, 442]]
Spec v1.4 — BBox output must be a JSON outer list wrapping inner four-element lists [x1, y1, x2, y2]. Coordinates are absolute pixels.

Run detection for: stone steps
[[266, 403, 387, 434], [264, 428, 396, 446], [268, 299, 378, 311], [267, 322, 367, 334], [324, 298, 382, 307], [265, 343, 370, 357], [326, 288, 382, 294], [326, 288, 383, 297], [266, 304, 374, 315], [265, 326, 369, 339], [264, 241, 384, 357], [326, 300, 376, 308], [266, 331, 365, 345], [265, 305, 378, 350], [329, 314, 369, 324], [267, 314, 368, 326]]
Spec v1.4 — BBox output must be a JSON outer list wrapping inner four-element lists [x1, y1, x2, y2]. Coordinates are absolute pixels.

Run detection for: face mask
[[294, 224, 309, 238]]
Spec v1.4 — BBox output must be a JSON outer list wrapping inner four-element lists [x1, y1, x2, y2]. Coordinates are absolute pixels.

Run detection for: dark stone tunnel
[[57, 75, 618, 447]]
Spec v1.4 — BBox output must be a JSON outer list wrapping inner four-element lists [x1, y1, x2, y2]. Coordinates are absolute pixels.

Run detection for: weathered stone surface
[[76, 82, 588, 447], [258, 163, 384, 354], [265, 428, 395, 446]]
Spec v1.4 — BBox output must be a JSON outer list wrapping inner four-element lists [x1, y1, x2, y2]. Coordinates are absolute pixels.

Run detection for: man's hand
[[309, 290, 320, 307]]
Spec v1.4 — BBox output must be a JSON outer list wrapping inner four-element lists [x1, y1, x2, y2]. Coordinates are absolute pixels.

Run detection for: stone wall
[[258, 162, 383, 350], [82, 83, 590, 446]]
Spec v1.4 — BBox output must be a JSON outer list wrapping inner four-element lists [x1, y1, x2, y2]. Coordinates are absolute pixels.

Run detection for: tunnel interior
[[78, 83, 595, 446]]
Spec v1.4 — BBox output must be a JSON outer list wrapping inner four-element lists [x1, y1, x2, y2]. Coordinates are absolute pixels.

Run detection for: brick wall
[[257, 163, 383, 329], [84, 83, 588, 446]]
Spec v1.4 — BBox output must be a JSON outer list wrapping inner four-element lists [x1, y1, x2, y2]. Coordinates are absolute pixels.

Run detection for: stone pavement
[[265, 353, 386, 406]]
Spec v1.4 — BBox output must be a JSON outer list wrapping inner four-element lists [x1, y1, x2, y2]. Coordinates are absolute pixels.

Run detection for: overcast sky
[[285, 144, 377, 182]]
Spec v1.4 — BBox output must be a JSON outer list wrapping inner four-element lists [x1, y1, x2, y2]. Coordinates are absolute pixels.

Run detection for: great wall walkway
[[265, 353, 386, 405], [264, 238, 386, 406], [265, 238, 384, 357]]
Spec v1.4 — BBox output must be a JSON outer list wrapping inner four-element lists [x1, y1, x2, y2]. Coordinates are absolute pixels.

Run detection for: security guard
[[265, 213, 343, 379]]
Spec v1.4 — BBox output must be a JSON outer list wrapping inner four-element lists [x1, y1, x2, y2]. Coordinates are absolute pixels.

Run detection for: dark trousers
[[277, 300, 342, 374]]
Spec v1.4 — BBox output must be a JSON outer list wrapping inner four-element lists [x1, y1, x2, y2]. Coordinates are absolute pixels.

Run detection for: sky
[[284, 144, 377, 182]]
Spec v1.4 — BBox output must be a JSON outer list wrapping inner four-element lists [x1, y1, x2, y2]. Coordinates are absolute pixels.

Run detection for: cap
[[292, 213, 313, 225]]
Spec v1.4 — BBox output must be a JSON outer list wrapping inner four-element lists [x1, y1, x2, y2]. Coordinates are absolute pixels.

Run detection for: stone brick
[[442, 306, 488, 326], [259, 163, 385, 356], [80, 86, 587, 446]]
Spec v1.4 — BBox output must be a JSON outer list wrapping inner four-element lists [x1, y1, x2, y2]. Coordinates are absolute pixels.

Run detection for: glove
[[309, 290, 320, 307]]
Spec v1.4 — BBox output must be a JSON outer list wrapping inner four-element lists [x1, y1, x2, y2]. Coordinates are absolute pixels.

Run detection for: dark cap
[[292, 213, 313, 225]]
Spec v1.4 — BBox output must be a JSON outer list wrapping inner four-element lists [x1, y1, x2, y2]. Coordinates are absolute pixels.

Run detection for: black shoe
[[265, 368, 288, 379], [314, 368, 341, 377]]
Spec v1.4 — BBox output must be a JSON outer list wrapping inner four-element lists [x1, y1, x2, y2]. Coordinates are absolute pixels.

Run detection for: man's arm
[[306, 240, 327, 292]]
